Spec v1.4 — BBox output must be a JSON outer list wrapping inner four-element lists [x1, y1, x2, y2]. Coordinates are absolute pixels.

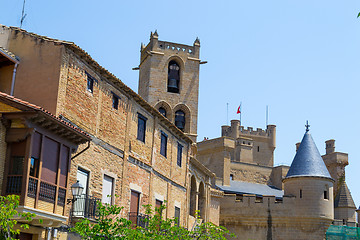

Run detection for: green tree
[[0, 195, 35, 240], [72, 201, 235, 239]]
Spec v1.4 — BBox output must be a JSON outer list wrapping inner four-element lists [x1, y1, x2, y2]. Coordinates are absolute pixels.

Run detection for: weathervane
[[305, 120, 310, 132]]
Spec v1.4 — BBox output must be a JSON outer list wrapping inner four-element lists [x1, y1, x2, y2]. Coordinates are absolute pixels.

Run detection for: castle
[[0, 25, 358, 239]]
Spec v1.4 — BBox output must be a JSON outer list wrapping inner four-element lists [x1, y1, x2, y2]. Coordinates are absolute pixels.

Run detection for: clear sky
[[2, 0, 360, 210]]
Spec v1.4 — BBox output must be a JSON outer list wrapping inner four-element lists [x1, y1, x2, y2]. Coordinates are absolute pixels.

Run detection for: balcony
[[128, 212, 149, 228], [71, 195, 100, 220], [6, 176, 67, 207]]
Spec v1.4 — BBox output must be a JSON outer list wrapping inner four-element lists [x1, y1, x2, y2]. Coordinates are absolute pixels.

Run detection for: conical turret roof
[[286, 130, 332, 179], [334, 181, 356, 208]]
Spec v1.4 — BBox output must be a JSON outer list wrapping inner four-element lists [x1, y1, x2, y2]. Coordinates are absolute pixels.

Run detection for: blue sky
[[2, 0, 360, 210]]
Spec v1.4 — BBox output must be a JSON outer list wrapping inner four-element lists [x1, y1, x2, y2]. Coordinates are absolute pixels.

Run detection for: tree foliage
[[72, 201, 235, 239], [0, 195, 35, 240]]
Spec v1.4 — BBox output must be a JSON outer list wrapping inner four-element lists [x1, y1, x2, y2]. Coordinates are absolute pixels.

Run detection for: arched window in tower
[[159, 107, 166, 117], [175, 110, 185, 131], [167, 60, 180, 93]]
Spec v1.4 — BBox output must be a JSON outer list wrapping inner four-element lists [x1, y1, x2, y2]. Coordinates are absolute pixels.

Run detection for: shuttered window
[[160, 131, 167, 158], [174, 207, 180, 226], [102, 175, 114, 204], [137, 113, 147, 143], [177, 143, 183, 167]]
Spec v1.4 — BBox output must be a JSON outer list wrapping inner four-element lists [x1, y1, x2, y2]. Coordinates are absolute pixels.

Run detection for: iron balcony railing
[[128, 212, 149, 228], [72, 195, 100, 220]]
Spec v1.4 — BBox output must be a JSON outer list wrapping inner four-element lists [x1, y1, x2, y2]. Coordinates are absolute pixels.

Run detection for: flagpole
[[266, 105, 268, 127], [240, 102, 242, 126], [227, 103, 229, 125]]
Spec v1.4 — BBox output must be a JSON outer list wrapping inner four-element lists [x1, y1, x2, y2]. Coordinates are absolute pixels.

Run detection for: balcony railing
[[72, 195, 100, 220], [5, 175, 22, 194], [128, 212, 149, 228]]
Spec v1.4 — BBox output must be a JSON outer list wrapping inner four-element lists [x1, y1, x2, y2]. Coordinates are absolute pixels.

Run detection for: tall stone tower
[[138, 31, 201, 142]]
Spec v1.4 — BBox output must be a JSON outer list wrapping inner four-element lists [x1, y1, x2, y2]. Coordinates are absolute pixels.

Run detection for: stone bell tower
[[138, 31, 201, 142]]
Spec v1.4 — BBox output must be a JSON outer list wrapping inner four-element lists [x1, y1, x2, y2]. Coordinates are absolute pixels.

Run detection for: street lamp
[[67, 180, 84, 203]]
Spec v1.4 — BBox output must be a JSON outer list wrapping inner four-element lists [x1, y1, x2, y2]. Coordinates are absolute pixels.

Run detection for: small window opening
[[86, 73, 95, 93], [159, 107, 166, 117], [324, 190, 329, 200], [112, 93, 120, 110], [257, 146, 260, 152], [230, 174, 234, 180], [175, 110, 185, 131], [300, 189, 302, 198], [167, 61, 180, 93]]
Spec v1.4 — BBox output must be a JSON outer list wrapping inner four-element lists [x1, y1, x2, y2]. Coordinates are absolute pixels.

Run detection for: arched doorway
[[190, 176, 197, 216], [198, 182, 206, 220]]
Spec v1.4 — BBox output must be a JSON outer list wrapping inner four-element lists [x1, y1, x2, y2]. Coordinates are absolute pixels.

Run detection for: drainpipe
[[71, 141, 91, 160], [10, 63, 18, 96]]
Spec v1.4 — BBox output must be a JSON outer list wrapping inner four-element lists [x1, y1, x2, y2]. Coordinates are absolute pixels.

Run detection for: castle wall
[[335, 207, 356, 223], [220, 194, 332, 240]]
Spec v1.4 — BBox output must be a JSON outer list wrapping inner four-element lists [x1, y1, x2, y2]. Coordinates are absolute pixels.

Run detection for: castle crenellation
[[222, 194, 296, 209], [222, 125, 270, 138]]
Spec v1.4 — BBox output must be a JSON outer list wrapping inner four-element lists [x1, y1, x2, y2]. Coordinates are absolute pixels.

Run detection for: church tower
[[138, 31, 201, 142]]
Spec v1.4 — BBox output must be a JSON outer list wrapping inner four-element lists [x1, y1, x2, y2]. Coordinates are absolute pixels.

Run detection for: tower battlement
[[221, 120, 276, 142]]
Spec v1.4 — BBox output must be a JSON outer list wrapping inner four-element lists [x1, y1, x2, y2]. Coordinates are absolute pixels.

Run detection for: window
[[137, 113, 147, 143], [230, 174, 234, 180], [29, 157, 39, 178], [168, 60, 180, 93], [159, 107, 166, 117], [155, 199, 163, 216], [112, 93, 120, 110], [174, 207, 180, 226], [299, 189, 302, 199], [102, 175, 114, 205], [257, 146, 260, 152], [77, 168, 89, 196], [177, 143, 183, 167], [86, 73, 95, 93], [175, 110, 185, 131], [160, 131, 168, 158], [324, 185, 329, 200]]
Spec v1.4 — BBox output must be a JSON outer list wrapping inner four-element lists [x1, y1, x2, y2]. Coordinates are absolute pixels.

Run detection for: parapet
[[221, 121, 276, 140], [140, 31, 200, 62], [220, 193, 296, 216]]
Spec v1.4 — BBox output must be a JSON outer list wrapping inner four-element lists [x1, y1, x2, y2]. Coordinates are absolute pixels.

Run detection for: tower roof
[[334, 181, 356, 208], [286, 130, 332, 179]]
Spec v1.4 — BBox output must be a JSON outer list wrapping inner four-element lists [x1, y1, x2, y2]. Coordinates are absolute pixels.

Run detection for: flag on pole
[[237, 105, 241, 114]]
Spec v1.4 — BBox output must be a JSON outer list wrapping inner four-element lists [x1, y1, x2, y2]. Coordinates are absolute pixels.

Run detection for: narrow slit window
[[160, 131, 168, 158], [112, 93, 120, 110], [86, 72, 95, 93]]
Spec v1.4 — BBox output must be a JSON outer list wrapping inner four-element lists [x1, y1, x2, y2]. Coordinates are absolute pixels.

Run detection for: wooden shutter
[[59, 146, 69, 187], [41, 137, 59, 184], [102, 175, 114, 204]]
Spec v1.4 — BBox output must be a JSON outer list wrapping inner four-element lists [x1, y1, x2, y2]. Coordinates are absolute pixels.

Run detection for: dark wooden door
[[129, 191, 140, 225]]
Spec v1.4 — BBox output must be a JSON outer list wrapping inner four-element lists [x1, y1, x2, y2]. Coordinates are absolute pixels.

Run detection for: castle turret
[[283, 126, 334, 237], [334, 181, 356, 223]]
